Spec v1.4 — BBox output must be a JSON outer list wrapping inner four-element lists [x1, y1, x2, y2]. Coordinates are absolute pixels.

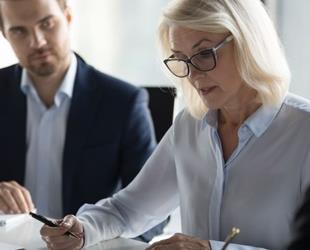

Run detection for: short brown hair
[[0, 0, 68, 31]]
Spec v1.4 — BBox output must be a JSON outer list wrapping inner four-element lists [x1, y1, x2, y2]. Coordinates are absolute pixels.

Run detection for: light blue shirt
[[77, 93, 310, 250], [22, 54, 77, 218]]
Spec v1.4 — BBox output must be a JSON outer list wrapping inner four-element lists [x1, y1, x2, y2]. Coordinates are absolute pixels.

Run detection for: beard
[[26, 47, 66, 77], [28, 61, 56, 76]]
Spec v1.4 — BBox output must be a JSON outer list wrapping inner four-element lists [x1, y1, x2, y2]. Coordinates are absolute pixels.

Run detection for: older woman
[[41, 0, 310, 249]]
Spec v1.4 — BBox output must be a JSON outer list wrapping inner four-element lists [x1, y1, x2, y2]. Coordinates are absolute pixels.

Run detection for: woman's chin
[[201, 97, 221, 110]]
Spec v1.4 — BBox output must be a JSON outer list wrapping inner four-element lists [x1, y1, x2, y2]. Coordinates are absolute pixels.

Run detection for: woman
[[41, 0, 310, 249]]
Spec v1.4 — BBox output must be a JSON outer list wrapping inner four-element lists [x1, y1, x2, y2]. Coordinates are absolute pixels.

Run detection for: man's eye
[[41, 20, 53, 29], [10, 28, 26, 36]]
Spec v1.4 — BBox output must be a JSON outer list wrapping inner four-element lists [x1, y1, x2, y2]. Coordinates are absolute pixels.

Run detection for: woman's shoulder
[[173, 108, 204, 128], [171, 108, 209, 144], [270, 93, 310, 140], [279, 93, 310, 125], [283, 93, 310, 115]]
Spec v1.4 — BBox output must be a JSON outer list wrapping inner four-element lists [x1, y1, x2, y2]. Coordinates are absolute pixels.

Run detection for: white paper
[[0, 214, 29, 230], [0, 242, 24, 250]]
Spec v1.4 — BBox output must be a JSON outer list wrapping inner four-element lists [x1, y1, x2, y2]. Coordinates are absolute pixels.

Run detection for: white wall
[[275, 0, 310, 98], [0, 36, 17, 68], [71, 0, 169, 87]]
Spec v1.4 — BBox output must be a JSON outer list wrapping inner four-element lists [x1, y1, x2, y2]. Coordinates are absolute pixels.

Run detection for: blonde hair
[[158, 0, 291, 119]]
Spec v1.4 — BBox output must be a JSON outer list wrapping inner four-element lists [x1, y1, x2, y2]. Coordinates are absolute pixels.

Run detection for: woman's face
[[168, 25, 249, 110]]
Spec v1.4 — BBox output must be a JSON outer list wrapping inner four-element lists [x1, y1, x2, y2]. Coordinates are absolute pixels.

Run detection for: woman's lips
[[199, 86, 217, 96]]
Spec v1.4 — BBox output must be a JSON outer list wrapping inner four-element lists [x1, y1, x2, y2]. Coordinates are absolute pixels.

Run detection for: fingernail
[[42, 236, 49, 243], [61, 222, 70, 228]]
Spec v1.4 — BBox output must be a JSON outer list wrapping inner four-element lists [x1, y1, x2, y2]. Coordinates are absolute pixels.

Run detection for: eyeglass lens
[[165, 49, 216, 77]]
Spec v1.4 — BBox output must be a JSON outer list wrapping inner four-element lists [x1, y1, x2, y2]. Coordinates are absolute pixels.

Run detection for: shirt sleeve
[[77, 126, 179, 247], [209, 240, 268, 250], [301, 143, 310, 194]]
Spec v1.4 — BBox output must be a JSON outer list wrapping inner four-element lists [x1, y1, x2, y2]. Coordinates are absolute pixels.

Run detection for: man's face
[[1, 0, 72, 78]]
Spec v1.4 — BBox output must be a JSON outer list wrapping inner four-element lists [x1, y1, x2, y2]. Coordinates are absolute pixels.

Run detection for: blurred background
[[0, 0, 309, 242], [1, 0, 309, 95], [0, 0, 169, 87]]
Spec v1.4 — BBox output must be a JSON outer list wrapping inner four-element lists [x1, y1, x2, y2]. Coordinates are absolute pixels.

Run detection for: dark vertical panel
[[145, 87, 175, 142]]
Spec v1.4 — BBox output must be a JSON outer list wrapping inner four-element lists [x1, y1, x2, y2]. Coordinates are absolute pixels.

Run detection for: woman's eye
[[199, 50, 213, 58], [172, 54, 187, 60]]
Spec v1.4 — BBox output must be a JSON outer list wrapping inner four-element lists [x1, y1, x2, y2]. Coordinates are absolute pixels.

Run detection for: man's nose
[[29, 29, 47, 49]]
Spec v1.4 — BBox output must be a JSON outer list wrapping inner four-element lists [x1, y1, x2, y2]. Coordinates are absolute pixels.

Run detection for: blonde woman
[[41, 0, 310, 249]]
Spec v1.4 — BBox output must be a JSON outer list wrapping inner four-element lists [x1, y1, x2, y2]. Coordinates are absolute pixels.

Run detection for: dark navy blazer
[[288, 186, 310, 250], [0, 55, 164, 241]]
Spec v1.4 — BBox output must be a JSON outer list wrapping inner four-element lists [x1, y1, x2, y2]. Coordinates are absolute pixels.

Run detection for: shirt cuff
[[209, 240, 268, 250]]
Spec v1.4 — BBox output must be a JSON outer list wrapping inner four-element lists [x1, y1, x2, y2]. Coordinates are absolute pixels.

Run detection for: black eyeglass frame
[[163, 34, 234, 78]]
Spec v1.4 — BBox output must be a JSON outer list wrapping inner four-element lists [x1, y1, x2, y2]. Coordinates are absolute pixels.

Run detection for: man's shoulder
[[0, 64, 20, 77], [0, 64, 21, 91]]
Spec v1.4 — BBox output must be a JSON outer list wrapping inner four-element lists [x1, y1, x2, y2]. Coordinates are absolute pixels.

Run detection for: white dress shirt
[[77, 93, 310, 250], [22, 54, 77, 218]]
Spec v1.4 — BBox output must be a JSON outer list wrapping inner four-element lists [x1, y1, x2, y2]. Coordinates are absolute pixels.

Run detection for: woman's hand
[[145, 233, 211, 250], [40, 214, 84, 250]]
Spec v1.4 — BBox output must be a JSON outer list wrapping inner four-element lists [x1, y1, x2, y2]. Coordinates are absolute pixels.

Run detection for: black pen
[[29, 212, 81, 239]]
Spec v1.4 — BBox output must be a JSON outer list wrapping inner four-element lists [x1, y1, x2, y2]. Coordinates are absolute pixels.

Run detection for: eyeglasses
[[163, 35, 233, 78]]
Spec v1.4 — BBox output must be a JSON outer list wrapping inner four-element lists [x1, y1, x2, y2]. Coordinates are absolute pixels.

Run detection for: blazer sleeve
[[118, 88, 156, 188]]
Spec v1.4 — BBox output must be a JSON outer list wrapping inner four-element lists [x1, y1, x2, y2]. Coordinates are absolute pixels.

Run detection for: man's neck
[[31, 74, 64, 108], [29, 57, 71, 108]]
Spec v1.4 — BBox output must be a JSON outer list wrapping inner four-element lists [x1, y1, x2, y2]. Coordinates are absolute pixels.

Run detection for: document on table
[[0, 242, 24, 250], [0, 214, 29, 230]]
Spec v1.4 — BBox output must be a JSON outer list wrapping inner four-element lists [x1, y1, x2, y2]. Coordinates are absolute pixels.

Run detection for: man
[[0, 0, 165, 242]]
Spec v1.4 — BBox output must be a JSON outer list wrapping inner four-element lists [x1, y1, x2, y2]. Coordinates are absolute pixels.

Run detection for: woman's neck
[[219, 89, 261, 127]]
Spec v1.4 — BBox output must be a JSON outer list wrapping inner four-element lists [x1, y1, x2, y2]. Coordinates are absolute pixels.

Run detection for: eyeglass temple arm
[[214, 35, 234, 51]]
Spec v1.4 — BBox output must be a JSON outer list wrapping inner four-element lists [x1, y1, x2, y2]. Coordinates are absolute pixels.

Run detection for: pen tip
[[232, 227, 240, 234]]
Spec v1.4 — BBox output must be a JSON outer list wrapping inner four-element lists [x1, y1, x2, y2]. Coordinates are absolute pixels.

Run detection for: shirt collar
[[243, 104, 281, 137], [204, 109, 218, 128], [20, 53, 77, 107], [203, 103, 282, 138]]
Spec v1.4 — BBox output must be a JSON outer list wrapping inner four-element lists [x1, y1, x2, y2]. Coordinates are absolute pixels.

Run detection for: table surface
[[0, 216, 148, 250]]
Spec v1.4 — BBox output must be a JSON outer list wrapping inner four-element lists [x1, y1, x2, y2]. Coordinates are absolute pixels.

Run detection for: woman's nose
[[187, 64, 206, 83]]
